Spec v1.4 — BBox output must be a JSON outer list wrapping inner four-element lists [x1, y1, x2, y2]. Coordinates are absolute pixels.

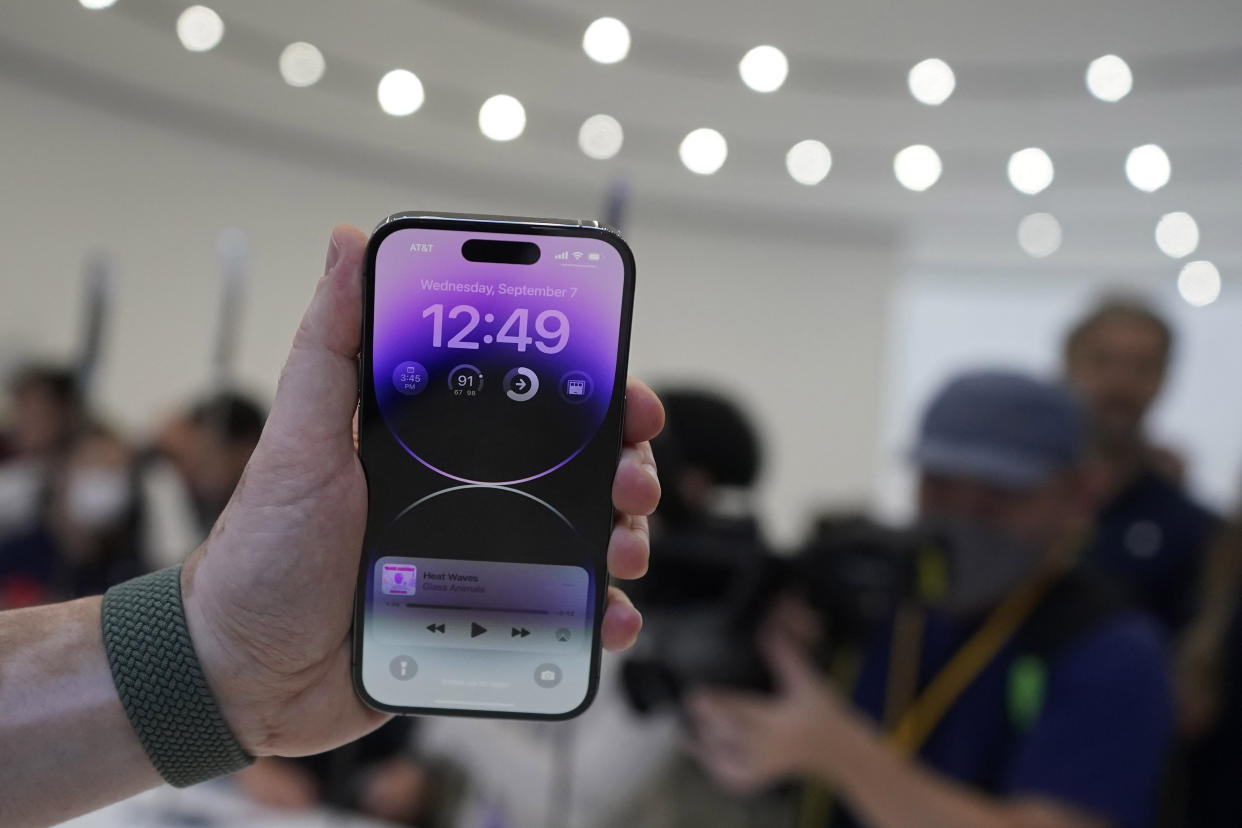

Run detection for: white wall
[[0, 74, 898, 545]]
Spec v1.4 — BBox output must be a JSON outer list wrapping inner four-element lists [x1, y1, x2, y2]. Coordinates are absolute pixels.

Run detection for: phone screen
[[354, 218, 632, 718]]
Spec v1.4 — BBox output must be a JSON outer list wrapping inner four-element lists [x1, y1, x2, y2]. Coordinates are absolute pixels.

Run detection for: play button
[[471, 622, 488, 638]]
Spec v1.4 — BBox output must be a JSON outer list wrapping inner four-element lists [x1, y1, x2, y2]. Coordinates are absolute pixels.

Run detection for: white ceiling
[[3, 0, 1240, 281]]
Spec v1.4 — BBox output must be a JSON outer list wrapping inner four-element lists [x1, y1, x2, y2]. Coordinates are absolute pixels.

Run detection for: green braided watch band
[[101, 565, 254, 787]]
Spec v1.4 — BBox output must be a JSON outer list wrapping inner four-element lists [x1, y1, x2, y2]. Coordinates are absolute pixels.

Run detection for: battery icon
[[587, 252, 600, 261]]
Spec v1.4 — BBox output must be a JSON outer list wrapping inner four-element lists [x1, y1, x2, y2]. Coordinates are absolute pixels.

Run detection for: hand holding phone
[[177, 224, 660, 760]]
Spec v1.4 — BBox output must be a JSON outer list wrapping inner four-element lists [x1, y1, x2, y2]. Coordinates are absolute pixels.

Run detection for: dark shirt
[[839, 582, 1173, 828], [1084, 468, 1220, 633]]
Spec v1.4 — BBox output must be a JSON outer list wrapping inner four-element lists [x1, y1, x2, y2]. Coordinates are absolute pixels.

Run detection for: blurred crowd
[[2, 293, 1239, 828]]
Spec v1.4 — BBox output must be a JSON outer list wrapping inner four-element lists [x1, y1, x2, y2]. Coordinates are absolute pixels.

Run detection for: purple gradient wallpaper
[[374, 229, 624, 484]]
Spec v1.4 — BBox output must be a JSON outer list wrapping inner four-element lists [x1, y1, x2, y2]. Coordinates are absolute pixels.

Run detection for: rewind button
[[426, 622, 446, 634]]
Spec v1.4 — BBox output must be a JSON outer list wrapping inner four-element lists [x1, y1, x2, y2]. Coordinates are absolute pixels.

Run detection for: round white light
[[786, 139, 832, 185], [1155, 212, 1199, 259], [1178, 260, 1221, 307], [1125, 144, 1170, 192], [479, 94, 526, 142], [377, 69, 425, 116], [279, 42, 325, 88], [908, 58, 955, 105], [679, 128, 728, 175], [893, 145, 942, 191], [177, 5, 224, 52], [739, 45, 789, 93], [578, 114, 624, 160], [79, 0, 118, 9], [1086, 54, 1132, 102], [582, 17, 630, 64], [1007, 147, 1054, 195], [1017, 213, 1062, 258]]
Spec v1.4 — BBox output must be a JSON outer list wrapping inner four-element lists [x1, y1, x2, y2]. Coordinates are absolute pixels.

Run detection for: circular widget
[[392, 361, 429, 396], [448, 364, 484, 398], [504, 367, 540, 402]]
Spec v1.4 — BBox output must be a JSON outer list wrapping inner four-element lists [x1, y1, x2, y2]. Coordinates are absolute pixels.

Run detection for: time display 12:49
[[422, 304, 569, 354]]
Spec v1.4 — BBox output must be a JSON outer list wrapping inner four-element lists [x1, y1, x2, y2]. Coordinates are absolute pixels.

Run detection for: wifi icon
[[572, 251, 584, 260]]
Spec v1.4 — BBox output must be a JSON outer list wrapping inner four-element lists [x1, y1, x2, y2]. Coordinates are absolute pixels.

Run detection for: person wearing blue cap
[[690, 369, 1173, 828]]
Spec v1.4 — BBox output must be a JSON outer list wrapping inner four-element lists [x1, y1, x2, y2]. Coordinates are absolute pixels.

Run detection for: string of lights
[[74, 1, 1221, 305]]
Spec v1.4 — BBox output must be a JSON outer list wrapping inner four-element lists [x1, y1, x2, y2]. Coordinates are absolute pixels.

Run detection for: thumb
[[265, 225, 368, 449]]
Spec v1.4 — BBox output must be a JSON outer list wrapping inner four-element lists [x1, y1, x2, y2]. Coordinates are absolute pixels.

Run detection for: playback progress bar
[[403, 602, 550, 615]]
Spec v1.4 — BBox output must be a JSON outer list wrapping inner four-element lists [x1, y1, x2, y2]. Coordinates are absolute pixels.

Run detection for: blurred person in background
[[0, 364, 143, 606], [691, 370, 1173, 828], [3, 364, 84, 461], [140, 391, 268, 569], [1063, 298, 1238, 825], [168, 391, 267, 533], [1064, 298, 1220, 636], [1173, 507, 1242, 828]]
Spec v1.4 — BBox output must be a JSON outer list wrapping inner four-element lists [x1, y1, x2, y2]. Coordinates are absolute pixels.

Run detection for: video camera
[[621, 515, 942, 714]]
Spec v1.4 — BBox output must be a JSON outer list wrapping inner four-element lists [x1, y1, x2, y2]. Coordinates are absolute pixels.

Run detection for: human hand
[[688, 632, 851, 793], [1174, 622, 1225, 737], [181, 225, 663, 757], [235, 758, 319, 811], [357, 758, 429, 824]]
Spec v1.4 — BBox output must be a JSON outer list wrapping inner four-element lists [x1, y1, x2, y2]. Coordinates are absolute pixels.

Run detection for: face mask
[[919, 514, 1046, 616], [66, 468, 132, 529]]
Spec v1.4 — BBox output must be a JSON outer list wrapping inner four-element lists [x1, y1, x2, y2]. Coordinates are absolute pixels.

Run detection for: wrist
[[179, 556, 275, 756], [799, 701, 876, 783]]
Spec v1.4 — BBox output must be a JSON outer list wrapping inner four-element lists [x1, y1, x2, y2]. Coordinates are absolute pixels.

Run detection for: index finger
[[624, 377, 665, 444]]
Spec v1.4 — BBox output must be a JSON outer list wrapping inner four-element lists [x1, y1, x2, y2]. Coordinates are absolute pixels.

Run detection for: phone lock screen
[[352, 214, 634, 719]]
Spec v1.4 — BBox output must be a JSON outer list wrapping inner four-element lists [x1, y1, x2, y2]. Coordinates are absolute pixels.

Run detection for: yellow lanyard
[[885, 572, 1057, 755]]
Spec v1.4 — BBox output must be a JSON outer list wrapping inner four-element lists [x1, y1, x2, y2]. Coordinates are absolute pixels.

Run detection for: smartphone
[[351, 212, 635, 719]]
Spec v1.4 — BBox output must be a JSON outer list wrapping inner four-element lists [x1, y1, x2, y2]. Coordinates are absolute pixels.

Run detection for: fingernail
[[324, 230, 343, 275]]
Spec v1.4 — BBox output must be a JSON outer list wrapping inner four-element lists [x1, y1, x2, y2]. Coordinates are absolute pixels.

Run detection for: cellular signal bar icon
[[554, 250, 570, 260]]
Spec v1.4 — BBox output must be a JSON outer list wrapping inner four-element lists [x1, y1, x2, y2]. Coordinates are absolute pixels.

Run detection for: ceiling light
[[377, 69, 424, 116], [1086, 54, 1132, 102], [578, 114, 624, 160], [1017, 213, 1062, 258], [786, 140, 832, 185], [1178, 260, 1221, 307], [908, 58, 955, 105], [679, 128, 727, 175], [79, 0, 118, 9], [583, 17, 630, 64], [279, 42, 325, 88], [177, 5, 224, 52], [479, 94, 526, 141], [1155, 212, 1199, 259], [1007, 147, 1054, 195], [1125, 144, 1170, 192], [739, 45, 789, 93], [893, 145, 942, 191]]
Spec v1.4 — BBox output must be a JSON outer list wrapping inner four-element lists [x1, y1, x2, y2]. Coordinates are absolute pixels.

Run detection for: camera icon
[[533, 663, 563, 688]]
